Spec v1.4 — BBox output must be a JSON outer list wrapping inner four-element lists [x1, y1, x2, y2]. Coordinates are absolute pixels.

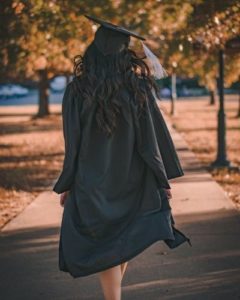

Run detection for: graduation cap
[[85, 15, 168, 80], [85, 15, 145, 56]]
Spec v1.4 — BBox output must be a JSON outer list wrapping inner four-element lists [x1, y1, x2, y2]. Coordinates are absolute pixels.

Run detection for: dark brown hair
[[73, 41, 159, 137]]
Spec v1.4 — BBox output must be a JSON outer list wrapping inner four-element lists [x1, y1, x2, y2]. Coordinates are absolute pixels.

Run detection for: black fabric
[[94, 26, 130, 56], [53, 78, 191, 278], [85, 15, 145, 41], [85, 14, 145, 55], [142, 81, 185, 179]]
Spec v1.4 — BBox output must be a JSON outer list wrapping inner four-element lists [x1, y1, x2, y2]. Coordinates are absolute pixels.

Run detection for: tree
[[1, 0, 239, 117], [0, 0, 109, 116]]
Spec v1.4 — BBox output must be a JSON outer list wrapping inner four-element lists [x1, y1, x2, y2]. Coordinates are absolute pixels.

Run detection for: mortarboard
[[85, 15, 145, 56], [85, 15, 168, 80]]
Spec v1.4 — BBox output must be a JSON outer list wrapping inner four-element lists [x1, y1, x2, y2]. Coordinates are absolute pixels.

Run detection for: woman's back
[[55, 77, 168, 230], [52, 16, 191, 279]]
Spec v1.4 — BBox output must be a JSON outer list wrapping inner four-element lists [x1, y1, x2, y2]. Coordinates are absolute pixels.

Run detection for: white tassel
[[141, 41, 168, 80]]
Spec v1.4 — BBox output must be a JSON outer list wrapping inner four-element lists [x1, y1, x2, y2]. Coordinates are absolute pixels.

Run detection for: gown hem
[[59, 212, 192, 278], [60, 234, 188, 278]]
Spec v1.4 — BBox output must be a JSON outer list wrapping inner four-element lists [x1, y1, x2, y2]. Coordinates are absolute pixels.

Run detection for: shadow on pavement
[[0, 209, 240, 300]]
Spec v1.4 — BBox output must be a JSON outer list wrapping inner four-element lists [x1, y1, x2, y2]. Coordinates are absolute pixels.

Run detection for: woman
[[53, 15, 191, 300]]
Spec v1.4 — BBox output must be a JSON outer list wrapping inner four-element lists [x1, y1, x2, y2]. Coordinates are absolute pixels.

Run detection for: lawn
[[0, 104, 64, 229], [160, 95, 240, 209], [0, 95, 239, 229]]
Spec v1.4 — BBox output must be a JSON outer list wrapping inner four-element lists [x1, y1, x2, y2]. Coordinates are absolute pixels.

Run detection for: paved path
[[1, 112, 240, 300]]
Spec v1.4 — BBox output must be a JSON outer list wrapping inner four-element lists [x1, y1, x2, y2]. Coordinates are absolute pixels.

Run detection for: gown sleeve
[[146, 86, 184, 180], [131, 84, 171, 190], [52, 81, 82, 194]]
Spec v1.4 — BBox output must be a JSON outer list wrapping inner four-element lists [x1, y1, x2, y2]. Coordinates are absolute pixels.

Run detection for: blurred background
[[0, 0, 239, 229]]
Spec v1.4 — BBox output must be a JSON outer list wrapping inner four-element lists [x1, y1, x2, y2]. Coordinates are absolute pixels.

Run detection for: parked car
[[50, 76, 67, 93], [178, 87, 208, 97], [0, 84, 29, 99], [160, 87, 171, 98]]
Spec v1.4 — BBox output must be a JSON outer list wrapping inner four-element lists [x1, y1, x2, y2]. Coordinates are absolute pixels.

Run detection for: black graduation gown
[[53, 78, 192, 278]]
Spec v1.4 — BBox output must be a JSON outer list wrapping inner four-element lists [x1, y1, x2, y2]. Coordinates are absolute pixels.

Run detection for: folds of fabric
[[52, 78, 192, 278], [130, 97, 171, 190], [53, 82, 82, 194], [141, 79, 184, 180], [53, 78, 184, 195]]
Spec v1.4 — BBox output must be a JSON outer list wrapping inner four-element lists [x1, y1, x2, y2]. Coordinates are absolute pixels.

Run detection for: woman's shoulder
[[62, 78, 83, 110], [65, 77, 79, 93], [64, 77, 84, 101]]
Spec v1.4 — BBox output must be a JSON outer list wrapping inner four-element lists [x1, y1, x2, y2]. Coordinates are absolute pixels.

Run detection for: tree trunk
[[237, 92, 240, 118], [237, 77, 240, 118], [209, 89, 216, 105], [170, 73, 177, 115], [37, 69, 49, 117]]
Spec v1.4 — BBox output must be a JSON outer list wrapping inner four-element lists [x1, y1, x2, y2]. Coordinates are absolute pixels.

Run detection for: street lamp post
[[193, 36, 240, 169], [211, 36, 240, 167], [211, 49, 230, 167]]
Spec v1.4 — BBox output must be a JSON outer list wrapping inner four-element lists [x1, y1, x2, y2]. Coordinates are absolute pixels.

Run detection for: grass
[[0, 95, 239, 229], [160, 95, 240, 209], [0, 104, 64, 229]]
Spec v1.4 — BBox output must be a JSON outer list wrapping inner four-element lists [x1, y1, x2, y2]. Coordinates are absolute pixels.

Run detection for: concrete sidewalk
[[1, 118, 240, 300]]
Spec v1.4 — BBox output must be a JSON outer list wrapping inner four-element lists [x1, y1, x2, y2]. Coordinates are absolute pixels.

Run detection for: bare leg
[[120, 262, 128, 281], [99, 265, 122, 300]]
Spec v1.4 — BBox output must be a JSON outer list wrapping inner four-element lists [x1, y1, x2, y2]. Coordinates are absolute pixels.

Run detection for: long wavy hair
[[73, 41, 159, 137]]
